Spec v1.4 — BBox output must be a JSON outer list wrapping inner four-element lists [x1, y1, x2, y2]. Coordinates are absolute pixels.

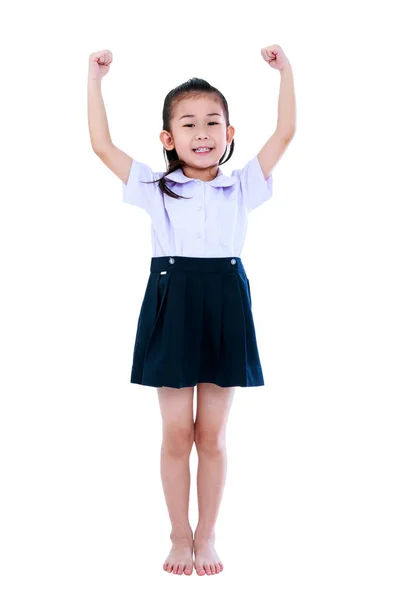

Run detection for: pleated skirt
[[129, 256, 264, 389]]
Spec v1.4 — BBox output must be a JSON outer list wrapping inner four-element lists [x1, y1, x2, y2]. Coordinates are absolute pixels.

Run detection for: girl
[[87, 45, 296, 576]]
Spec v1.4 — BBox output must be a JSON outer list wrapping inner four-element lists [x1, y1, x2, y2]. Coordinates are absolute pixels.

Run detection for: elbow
[[92, 142, 113, 157], [279, 128, 296, 142]]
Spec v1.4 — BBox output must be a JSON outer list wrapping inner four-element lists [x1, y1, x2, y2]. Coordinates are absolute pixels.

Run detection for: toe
[[210, 564, 216, 574], [177, 564, 184, 575], [167, 563, 173, 573], [184, 565, 193, 575], [173, 564, 179, 574], [204, 564, 212, 575], [196, 565, 206, 576]]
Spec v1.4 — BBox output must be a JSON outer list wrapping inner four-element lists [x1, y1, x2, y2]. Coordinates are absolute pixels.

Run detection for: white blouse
[[122, 154, 273, 258]]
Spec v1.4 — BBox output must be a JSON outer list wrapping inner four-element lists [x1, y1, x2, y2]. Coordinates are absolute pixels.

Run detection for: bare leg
[[158, 385, 195, 575], [193, 383, 235, 575]]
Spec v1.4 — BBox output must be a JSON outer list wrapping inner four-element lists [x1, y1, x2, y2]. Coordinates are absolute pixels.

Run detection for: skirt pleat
[[130, 256, 264, 388]]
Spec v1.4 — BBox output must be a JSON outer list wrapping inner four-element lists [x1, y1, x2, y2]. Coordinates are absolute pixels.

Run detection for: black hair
[[141, 77, 235, 200]]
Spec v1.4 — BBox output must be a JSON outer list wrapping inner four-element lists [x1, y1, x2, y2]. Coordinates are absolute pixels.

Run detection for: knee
[[194, 429, 226, 455], [162, 425, 195, 457]]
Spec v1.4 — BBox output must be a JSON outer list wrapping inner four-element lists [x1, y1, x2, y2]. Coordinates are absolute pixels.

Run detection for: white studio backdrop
[[1, 0, 399, 598]]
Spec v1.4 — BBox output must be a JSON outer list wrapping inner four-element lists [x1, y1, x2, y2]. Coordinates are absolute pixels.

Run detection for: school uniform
[[122, 155, 273, 389]]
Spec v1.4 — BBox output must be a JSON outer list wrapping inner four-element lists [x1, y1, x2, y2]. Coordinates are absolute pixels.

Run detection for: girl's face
[[160, 95, 235, 181]]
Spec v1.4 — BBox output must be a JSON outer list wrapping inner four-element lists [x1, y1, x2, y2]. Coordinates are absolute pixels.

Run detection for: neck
[[182, 163, 220, 181]]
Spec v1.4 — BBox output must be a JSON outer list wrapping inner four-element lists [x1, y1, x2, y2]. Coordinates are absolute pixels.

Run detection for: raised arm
[[87, 50, 133, 184], [257, 48, 296, 179]]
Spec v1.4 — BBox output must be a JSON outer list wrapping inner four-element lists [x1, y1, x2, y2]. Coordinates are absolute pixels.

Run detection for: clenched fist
[[88, 50, 113, 81]]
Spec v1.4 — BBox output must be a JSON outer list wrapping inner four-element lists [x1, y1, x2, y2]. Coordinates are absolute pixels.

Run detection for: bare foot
[[163, 536, 194, 575], [193, 534, 224, 576]]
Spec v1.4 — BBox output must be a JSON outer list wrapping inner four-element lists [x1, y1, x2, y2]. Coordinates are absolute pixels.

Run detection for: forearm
[[276, 65, 296, 138], [87, 77, 112, 152]]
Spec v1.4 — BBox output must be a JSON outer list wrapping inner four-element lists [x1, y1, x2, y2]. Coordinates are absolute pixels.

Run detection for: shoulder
[[124, 159, 165, 184], [229, 155, 273, 211], [122, 159, 165, 212], [230, 155, 267, 180]]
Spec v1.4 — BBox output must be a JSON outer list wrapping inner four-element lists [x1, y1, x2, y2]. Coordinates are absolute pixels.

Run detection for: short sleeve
[[122, 159, 162, 214], [232, 155, 273, 212]]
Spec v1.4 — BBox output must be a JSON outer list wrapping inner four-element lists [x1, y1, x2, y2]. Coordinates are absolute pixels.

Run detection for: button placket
[[194, 181, 204, 241]]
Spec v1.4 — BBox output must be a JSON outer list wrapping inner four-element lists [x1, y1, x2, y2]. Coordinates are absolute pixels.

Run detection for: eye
[[183, 122, 219, 127]]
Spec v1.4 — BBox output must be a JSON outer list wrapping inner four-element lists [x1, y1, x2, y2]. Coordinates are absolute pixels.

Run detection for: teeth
[[195, 148, 211, 152]]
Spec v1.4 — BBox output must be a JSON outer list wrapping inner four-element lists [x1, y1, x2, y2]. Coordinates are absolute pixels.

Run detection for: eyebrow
[[179, 112, 222, 120]]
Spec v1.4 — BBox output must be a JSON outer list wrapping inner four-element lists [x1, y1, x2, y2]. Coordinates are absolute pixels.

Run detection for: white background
[[1, 0, 400, 597]]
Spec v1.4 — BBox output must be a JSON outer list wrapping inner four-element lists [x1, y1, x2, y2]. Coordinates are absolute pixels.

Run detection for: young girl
[[87, 45, 296, 576]]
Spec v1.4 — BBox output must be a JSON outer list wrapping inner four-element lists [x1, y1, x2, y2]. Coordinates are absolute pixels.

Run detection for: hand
[[88, 50, 113, 80], [260, 45, 290, 71]]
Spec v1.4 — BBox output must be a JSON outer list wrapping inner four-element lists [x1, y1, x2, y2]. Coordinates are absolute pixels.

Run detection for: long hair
[[141, 77, 235, 200]]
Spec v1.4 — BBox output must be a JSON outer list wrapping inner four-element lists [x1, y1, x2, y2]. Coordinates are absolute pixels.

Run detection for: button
[[231, 259, 236, 265], [196, 180, 202, 185], [196, 232, 202, 239], [169, 257, 175, 264]]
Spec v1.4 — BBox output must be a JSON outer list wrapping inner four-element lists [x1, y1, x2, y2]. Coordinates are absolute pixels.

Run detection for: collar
[[164, 166, 236, 188]]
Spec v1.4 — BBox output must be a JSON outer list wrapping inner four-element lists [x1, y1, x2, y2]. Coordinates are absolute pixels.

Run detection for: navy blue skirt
[[129, 256, 264, 389]]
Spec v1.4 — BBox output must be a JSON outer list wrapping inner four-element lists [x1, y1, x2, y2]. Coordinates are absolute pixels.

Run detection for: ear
[[159, 130, 174, 151], [226, 124, 235, 144]]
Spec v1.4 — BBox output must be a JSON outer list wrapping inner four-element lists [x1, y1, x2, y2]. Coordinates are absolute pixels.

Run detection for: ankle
[[194, 529, 215, 542]]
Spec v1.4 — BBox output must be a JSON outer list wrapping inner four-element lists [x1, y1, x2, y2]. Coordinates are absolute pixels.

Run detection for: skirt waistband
[[150, 256, 245, 274]]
